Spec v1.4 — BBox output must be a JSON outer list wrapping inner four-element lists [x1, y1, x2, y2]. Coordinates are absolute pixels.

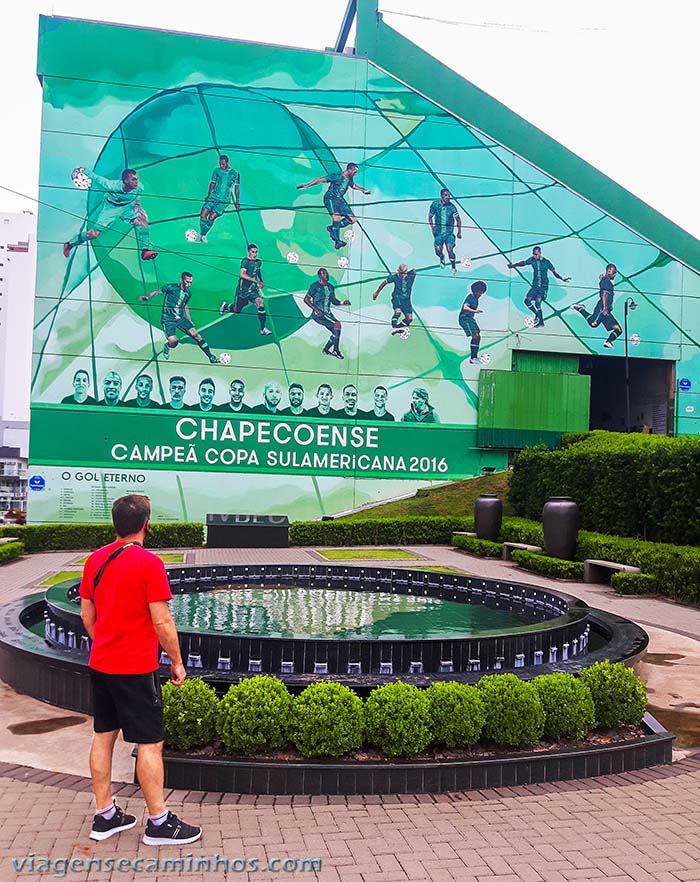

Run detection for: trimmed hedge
[[452, 535, 502, 558], [477, 674, 545, 746], [218, 676, 293, 754], [611, 572, 658, 596], [426, 682, 486, 747], [290, 516, 475, 547], [509, 431, 700, 544], [511, 550, 585, 581], [364, 682, 432, 757], [0, 541, 24, 564], [579, 661, 647, 729], [533, 673, 595, 740], [292, 683, 364, 758], [0, 522, 204, 552], [162, 678, 219, 751]]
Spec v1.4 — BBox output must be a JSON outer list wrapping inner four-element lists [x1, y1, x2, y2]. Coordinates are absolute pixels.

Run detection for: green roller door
[[477, 370, 590, 448]]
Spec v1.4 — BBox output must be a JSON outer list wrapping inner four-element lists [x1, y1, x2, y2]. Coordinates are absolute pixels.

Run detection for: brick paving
[[0, 546, 699, 880]]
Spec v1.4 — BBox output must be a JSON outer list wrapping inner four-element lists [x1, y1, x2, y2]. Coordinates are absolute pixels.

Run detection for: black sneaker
[[330, 349, 344, 360], [90, 805, 137, 841], [142, 811, 202, 846]]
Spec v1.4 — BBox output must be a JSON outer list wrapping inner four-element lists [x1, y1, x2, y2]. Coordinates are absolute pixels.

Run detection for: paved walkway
[[0, 546, 699, 881]]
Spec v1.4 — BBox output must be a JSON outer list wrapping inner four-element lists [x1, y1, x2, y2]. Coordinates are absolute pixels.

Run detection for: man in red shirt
[[79, 494, 202, 845]]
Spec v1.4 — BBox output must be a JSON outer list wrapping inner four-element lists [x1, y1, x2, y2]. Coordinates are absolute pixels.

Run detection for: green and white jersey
[[89, 170, 143, 207], [387, 270, 416, 298], [326, 172, 351, 199], [160, 283, 191, 322], [463, 292, 480, 312], [307, 281, 338, 314], [238, 257, 263, 293], [524, 256, 555, 289], [210, 166, 240, 201], [429, 199, 459, 234]]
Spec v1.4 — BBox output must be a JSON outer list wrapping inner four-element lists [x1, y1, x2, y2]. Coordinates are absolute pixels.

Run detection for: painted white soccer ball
[[185, 229, 200, 242], [343, 229, 355, 243], [630, 333, 641, 346], [460, 256, 472, 269], [400, 328, 410, 340], [479, 353, 491, 365], [218, 352, 232, 365], [523, 315, 536, 328], [286, 251, 299, 264], [71, 167, 92, 190], [337, 256, 350, 269]]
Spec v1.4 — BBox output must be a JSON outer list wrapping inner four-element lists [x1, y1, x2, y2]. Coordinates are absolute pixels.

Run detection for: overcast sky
[[3, 1, 699, 241]]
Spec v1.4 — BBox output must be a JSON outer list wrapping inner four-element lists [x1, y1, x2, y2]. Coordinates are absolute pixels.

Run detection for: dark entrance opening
[[579, 356, 675, 434]]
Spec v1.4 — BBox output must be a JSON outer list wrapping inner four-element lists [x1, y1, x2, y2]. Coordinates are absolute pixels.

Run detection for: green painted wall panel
[[512, 351, 580, 374]]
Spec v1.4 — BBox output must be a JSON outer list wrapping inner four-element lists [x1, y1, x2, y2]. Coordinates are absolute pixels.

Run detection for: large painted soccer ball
[[71, 167, 92, 190], [630, 333, 641, 346], [185, 229, 200, 242], [343, 229, 355, 243], [219, 352, 232, 365], [479, 353, 491, 365], [286, 251, 299, 264], [523, 315, 536, 328], [460, 256, 472, 269], [337, 256, 350, 269], [399, 328, 410, 340]]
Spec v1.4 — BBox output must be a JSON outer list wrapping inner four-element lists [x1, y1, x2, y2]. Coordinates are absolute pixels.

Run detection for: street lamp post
[[623, 297, 637, 432]]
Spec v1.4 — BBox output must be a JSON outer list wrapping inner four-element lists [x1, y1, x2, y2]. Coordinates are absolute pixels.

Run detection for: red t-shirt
[[79, 540, 173, 674]]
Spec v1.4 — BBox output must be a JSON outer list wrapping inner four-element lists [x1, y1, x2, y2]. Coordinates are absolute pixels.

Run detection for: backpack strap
[[91, 542, 137, 601]]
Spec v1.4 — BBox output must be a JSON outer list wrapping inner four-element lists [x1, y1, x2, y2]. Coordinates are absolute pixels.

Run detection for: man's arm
[[428, 207, 436, 235], [139, 289, 161, 302], [234, 182, 240, 212], [461, 302, 482, 314], [86, 169, 114, 190], [552, 266, 571, 283], [373, 279, 389, 300], [507, 259, 527, 269], [149, 601, 186, 686], [184, 304, 192, 322], [80, 598, 96, 640], [456, 213, 462, 239], [331, 290, 351, 307], [240, 268, 264, 288], [304, 291, 321, 315], [296, 176, 327, 190], [350, 182, 370, 195], [601, 288, 609, 315]]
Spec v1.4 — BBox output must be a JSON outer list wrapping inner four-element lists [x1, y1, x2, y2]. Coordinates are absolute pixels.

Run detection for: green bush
[[0, 522, 204, 552], [290, 516, 475, 547], [0, 541, 24, 564], [292, 682, 364, 757], [162, 678, 219, 751], [477, 673, 545, 746], [364, 682, 432, 757], [499, 517, 544, 546], [532, 673, 595, 740], [452, 535, 502, 558], [611, 572, 658, 595], [509, 431, 700, 545], [426, 682, 486, 747], [578, 661, 647, 729], [511, 550, 584, 580], [218, 676, 293, 754]]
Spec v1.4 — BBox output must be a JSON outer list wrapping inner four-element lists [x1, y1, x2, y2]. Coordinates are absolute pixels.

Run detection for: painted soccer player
[[140, 272, 217, 364], [508, 246, 571, 328], [198, 155, 240, 242], [338, 384, 360, 419], [305, 384, 334, 419], [63, 168, 157, 261], [61, 369, 97, 405], [219, 243, 271, 336], [373, 265, 416, 335], [296, 163, 370, 249], [362, 386, 395, 422], [460, 280, 487, 364], [572, 264, 622, 349], [124, 374, 160, 409], [99, 371, 123, 407], [251, 382, 282, 416], [216, 379, 251, 414], [428, 189, 462, 275], [165, 376, 187, 411], [304, 268, 350, 359], [279, 383, 306, 417], [190, 378, 216, 412], [402, 388, 440, 423]]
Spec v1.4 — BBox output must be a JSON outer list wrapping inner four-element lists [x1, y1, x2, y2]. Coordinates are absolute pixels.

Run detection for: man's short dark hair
[[606, 263, 617, 272], [73, 369, 89, 383], [181, 271, 193, 281], [220, 154, 229, 162], [248, 243, 258, 251], [471, 280, 487, 295], [317, 383, 332, 395], [289, 383, 304, 393], [374, 385, 388, 395], [533, 246, 542, 254], [170, 375, 186, 385], [230, 378, 245, 388], [342, 384, 357, 394], [112, 494, 150, 538], [346, 163, 358, 171], [121, 168, 137, 182], [199, 377, 215, 390]]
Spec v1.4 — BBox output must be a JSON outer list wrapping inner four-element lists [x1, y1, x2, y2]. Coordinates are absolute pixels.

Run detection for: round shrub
[[292, 682, 364, 758], [162, 678, 219, 751], [426, 682, 486, 747], [532, 673, 595, 740], [364, 682, 431, 757], [578, 661, 647, 729], [477, 673, 545, 746], [218, 675, 293, 754]]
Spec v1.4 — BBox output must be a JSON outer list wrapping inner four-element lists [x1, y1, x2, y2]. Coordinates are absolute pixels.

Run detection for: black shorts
[[90, 669, 164, 744]]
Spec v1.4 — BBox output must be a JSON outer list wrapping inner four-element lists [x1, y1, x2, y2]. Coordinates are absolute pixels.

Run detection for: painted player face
[[289, 386, 304, 408], [103, 372, 122, 404], [136, 375, 153, 399], [397, 264, 408, 278], [264, 383, 282, 408], [374, 387, 388, 410], [181, 275, 193, 290], [169, 379, 186, 405], [73, 371, 90, 402], [533, 248, 542, 260], [440, 189, 451, 205], [123, 171, 139, 191], [318, 268, 329, 284], [199, 383, 215, 408], [606, 265, 618, 280], [344, 165, 358, 179], [412, 392, 429, 414], [219, 156, 230, 170], [230, 381, 245, 405], [317, 386, 333, 408], [343, 386, 358, 412], [248, 247, 259, 260]]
